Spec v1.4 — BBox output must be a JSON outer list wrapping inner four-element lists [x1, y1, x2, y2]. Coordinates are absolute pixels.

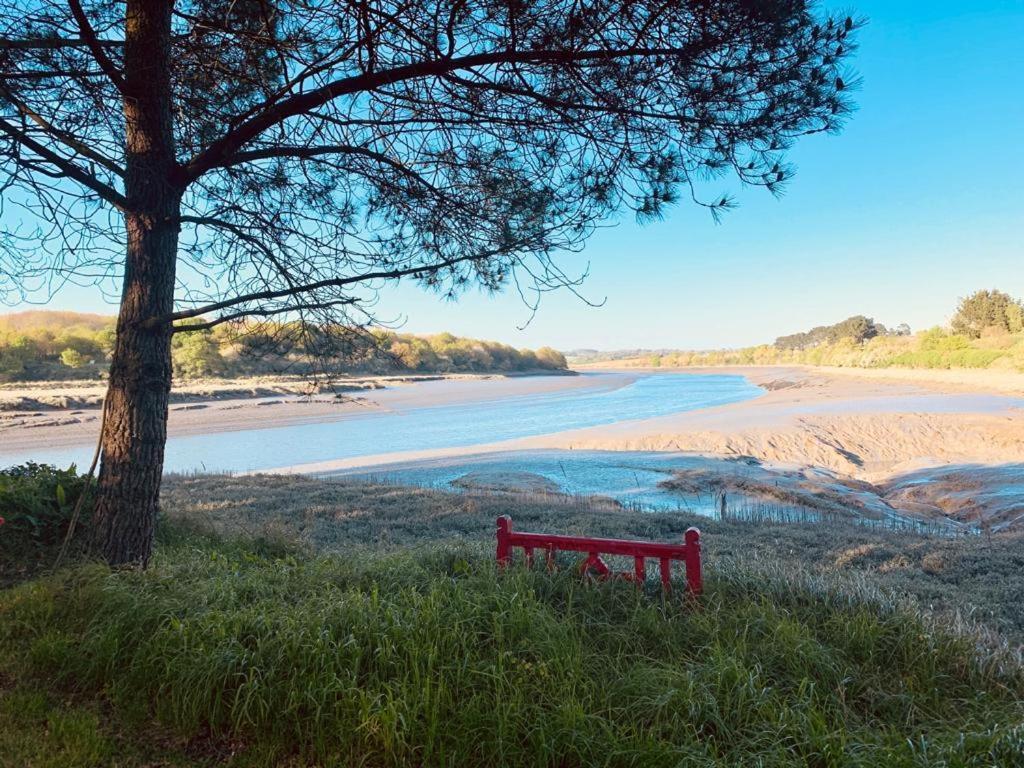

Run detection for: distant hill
[[564, 348, 683, 364], [0, 310, 114, 332]]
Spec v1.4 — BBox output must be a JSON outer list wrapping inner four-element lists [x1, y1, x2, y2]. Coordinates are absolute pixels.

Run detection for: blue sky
[[376, 0, 1024, 349], [6, 1, 1024, 350]]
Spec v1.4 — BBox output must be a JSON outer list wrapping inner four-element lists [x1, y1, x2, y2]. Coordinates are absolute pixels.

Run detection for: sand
[[523, 367, 1024, 480]]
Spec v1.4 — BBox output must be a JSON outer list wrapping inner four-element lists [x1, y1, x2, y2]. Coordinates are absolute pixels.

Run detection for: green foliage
[[171, 324, 224, 378], [58, 348, 86, 368], [919, 326, 969, 351], [571, 291, 1024, 373], [0, 684, 193, 768], [535, 346, 568, 369], [775, 314, 887, 351], [640, 329, 1024, 372], [0, 463, 93, 548], [0, 314, 115, 381], [0, 689, 117, 768], [0, 332, 33, 379], [1, 311, 568, 381], [591, 293, 1024, 373], [952, 289, 1024, 338], [343, 330, 567, 375], [2, 536, 1023, 767]]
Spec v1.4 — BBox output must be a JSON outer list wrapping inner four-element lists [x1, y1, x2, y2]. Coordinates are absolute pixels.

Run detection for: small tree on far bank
[[951, 290, 1024, 338], [170, 326, 223, 379], [59, 347, 87, 368]]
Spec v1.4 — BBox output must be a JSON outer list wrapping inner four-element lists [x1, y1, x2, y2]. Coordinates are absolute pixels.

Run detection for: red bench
[[496, 516, 703, 595]]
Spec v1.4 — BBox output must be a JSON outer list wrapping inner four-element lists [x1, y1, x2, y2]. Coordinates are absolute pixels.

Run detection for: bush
[[0, 463, 93, 549], [58, 347, 86, 368]]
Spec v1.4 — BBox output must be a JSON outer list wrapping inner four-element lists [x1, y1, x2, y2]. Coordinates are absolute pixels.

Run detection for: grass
[[0, 685, 199, 767], [3, 538, 1024, 766], [2, 474, 1023, 766], [162, 474, 1024, 646]]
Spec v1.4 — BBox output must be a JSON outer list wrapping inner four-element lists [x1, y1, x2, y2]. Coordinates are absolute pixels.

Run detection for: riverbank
[[8, 366, 1022, 464], [519, 366, 1024, 481], [577, 360, 1024, 397], [272, 365, 1024, 529]]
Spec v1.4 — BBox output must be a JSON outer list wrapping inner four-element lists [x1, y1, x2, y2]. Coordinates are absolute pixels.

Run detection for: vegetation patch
[[575, 290, 1024, 373], [0, 311, 568, 382], [1, 528, 1022, 767], [157, 474, 1024, 646], [0, 463, 94, 586]]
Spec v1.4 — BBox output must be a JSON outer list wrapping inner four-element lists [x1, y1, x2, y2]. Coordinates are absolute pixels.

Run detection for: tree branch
[[221, 144, 441, 193], [0, 84, 125, 177], [67, 0, 127, 96], [172, 299, 358, 333], [0, 37, 124, 50], [179, 44, 703, 184], [0, 118, 128, 209], [179, 214, 303, 289], [150, 250, 502, 328]]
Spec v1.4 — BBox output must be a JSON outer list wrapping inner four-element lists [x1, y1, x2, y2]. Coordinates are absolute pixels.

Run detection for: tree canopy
[[774, 314, 891, 351], [951, 289, 1024, 339], [0, 0, 861, 565], [0, 311, 568, 380], [2, 0, 860, 331]]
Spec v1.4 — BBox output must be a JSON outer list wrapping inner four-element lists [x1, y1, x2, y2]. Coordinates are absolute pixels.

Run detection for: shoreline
[[259, 365, 1024, 529], [5, 365, 1023, 471], [575, 361, 1024, 397]]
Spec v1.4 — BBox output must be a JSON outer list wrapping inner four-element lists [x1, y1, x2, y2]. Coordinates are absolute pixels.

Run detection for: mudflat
[[271, 366, 1024, 529]]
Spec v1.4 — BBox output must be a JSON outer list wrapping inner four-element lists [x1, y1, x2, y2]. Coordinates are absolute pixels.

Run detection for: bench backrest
[[496, 516, 702, 595]]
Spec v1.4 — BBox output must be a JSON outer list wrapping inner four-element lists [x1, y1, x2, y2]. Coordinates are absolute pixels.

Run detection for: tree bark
[[91, 0, 179, 567]]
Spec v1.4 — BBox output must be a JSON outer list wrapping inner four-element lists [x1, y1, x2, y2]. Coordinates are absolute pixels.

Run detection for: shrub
[[0, 463, 94, 549], [919, 327, 970, 352], [58, 348, 86, 368]]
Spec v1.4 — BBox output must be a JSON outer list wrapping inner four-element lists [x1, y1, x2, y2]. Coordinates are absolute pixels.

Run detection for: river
[[9, 373, 762, 476]]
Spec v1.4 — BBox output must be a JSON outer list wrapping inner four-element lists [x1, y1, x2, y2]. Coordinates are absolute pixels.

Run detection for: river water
[[11, 373, 762, 475]]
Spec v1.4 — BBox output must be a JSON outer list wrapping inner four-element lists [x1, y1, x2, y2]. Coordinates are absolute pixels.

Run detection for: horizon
[[0, 304, 981, 355], [3, 1, 1022, 351]]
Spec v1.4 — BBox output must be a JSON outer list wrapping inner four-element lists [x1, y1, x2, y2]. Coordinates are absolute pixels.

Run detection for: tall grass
[[156, 474, 1024, 647], [2, 532, 1022, 767]]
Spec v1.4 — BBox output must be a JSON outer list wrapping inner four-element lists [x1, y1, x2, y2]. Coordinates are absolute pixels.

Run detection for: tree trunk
[[91, 0, 179, 567]]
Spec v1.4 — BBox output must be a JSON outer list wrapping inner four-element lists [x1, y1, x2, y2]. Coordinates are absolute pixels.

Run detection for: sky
[[5, 0, 1024, 351]]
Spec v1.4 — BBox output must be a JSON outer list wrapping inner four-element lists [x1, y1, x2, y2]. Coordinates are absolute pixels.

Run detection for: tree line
[[594, 289, 1024, 371], [0, 312, 566, 381], [774, 290, 1023, 351], [773, 315, 910, 351]]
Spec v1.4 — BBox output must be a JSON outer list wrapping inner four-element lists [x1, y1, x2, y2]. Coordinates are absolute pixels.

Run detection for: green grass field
[[2, 476, 1023, 767]]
